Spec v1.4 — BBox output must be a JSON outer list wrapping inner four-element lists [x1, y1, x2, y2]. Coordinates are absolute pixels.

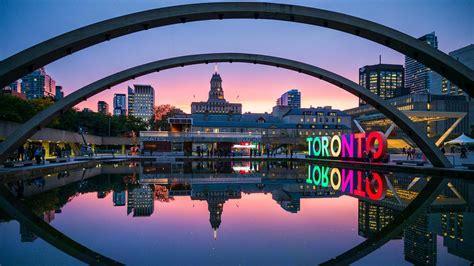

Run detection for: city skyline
[[1, 0, 472, 113]]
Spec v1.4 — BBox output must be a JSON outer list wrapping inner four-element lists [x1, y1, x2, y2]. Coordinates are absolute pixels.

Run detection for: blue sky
[[1, 0, 472, 112]]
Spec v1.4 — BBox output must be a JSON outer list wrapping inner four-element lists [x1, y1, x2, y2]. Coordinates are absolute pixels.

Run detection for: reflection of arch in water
[[1, 3, 472, 95], [0, 53, 451, 168], [321, 177, 447, 265], [0, 185, 122, 265]]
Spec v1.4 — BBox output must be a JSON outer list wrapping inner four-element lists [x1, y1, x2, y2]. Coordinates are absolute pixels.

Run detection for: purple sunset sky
[[1, 0, 473, 113]]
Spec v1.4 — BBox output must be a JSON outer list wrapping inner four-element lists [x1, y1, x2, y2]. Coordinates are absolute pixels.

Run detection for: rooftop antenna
[[379, 55, 382, 64], [214, 63, 218, 73]]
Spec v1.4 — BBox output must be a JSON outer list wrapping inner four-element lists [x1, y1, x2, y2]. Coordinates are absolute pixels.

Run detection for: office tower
[[55, 86, 64, 100], [97, 100, 109, 115], [276, 89, 301, 108], [442, 44, 474, 96], [113, 93, 127, 116], [21, 67, 56, 99], [127, 185, 154, 217], [113, 191, 126, 206], [358, 64, 406, 105], [404, 213, 437, 265], [405, 32, 443, 94], [128, 85, 155, 121]]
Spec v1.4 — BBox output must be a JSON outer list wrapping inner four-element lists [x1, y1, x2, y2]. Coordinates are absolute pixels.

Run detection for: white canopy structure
[[444, 134, 474, 145]]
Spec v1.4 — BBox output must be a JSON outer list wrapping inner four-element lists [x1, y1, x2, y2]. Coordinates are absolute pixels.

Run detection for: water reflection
[[0, 161, 472, 265]]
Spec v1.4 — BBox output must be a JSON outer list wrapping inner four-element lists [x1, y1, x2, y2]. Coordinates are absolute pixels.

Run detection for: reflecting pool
[[0, 160, 472, 265]]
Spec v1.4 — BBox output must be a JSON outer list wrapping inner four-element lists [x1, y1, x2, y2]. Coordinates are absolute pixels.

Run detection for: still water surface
[[0, 161, 471, 265]]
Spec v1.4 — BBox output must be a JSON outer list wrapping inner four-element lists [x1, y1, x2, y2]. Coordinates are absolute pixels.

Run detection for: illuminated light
[[365, 172, 386, 200], [313, 137, 321, 156], [330, 135, 341, 157], [341, 169, 353, 193], [354, 133, 366, 158], [366, 132, 387, 159], [321, 166, 329, 187], [353, 171, 366, 197], [330, 168, 341, 190], [306, 131, 386, 161], [232, 144, 256, 149], [306, 137, 313, 155], [341, 134, 354, 158], [306, 165, 385, 200], [312, 165, 321, 185], [321, 136, 330, 156]]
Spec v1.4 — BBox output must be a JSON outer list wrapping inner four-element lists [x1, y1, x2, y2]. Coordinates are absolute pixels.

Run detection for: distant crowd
[[7, 144, 71, 165]]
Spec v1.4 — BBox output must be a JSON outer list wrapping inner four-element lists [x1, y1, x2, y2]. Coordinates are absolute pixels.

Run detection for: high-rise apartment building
[[442, 44, 474, 96], [21, 67, 56, 99], [358, 64, 406, 105], [128, 85, 155, 121], [276, 89, 301, 108], [405, 32, 443, 94], [97, 101, 109, 115], [113, 93, 127, 116]]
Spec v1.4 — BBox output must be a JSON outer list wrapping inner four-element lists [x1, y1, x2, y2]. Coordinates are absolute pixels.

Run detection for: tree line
[[0, 93, 179, 137]]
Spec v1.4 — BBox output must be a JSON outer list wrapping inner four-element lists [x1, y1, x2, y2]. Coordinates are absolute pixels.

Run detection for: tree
[[151, 104, 180, 131], [0, 93, 149, 137], [0, 93, 35, 122]]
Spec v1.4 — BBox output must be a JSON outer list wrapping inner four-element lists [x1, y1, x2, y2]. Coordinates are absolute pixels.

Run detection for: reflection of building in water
[[127, 185, 154, 217], [20, 210, 55, 242], [113, 191, 126, 206], [278, 199, 300, 213], [20, 223, 38, 242], [437, 212, 474, 261], [357, 200, 401, 239], [404, 213, 437, 266], [191, 186, 241, 239], [356, 175, 473, 265], [97, 191, 110, 199]]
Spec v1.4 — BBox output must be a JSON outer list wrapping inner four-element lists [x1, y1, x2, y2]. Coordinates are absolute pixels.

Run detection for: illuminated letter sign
[[307, 165, 386, 201], [306, 131, 387, 161]]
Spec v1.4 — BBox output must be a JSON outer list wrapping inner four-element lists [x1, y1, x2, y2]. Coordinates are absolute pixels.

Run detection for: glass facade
[[359, 64, 405, 105], [404, 32, 443, 95]]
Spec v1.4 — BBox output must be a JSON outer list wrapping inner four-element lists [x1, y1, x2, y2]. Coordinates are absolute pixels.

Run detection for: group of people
[[8, 144, 71, 165], [402, 146, 417, 160], [54, 145, 70, 159], [441, 145, 469, 159], [10, 144, 46, 164]]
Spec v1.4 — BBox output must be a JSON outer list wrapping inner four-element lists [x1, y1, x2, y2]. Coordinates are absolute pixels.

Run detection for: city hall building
[[140, 71, 352, 155]]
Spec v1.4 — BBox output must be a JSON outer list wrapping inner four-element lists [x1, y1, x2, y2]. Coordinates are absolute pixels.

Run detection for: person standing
[[461, 146, 467, 159], [17, 145, 25, 161], [41, 146, 46, 164], [34, 147, 42, 165]]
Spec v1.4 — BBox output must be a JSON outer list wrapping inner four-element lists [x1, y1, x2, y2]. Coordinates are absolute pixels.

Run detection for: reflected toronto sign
[[306, 131, 387, 161], [306, 165, 387, 201]]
